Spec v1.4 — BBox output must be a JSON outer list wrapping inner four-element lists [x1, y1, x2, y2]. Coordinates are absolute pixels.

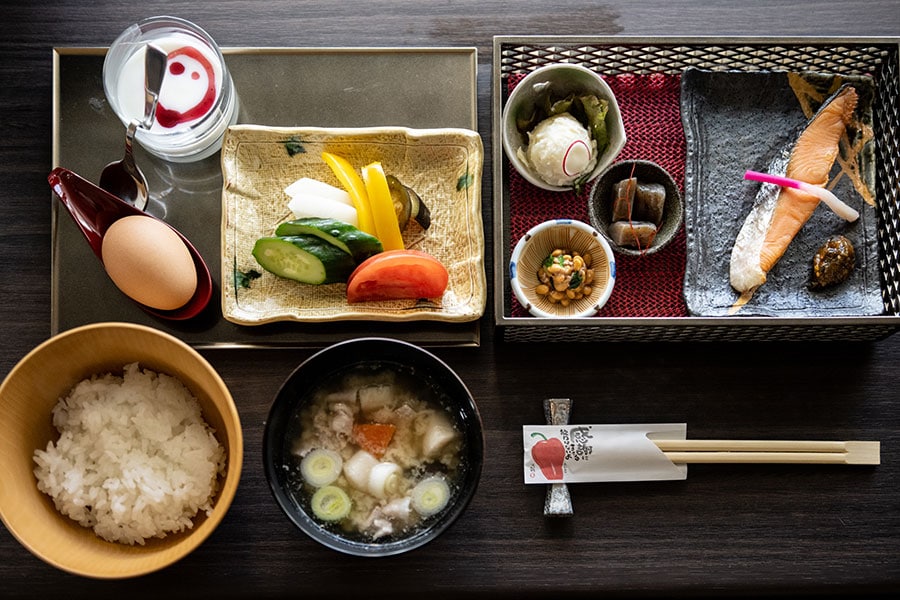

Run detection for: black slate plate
[[680, 68, 881, 317]]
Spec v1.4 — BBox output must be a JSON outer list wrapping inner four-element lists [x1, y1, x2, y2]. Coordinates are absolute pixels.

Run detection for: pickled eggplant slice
[[387, 175, 432, 230]]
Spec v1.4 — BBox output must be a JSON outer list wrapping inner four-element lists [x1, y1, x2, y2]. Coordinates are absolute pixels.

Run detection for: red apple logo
[[530, 432, 565, 480]]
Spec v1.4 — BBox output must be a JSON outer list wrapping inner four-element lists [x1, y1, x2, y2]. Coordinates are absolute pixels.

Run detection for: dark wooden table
[[2, 1, 899, 597]]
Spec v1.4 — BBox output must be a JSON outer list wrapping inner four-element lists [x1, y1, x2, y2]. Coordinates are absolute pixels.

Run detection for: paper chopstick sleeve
[[523, 424, 689, 483]]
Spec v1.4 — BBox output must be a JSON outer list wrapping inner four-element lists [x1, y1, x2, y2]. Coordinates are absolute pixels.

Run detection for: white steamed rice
[[33, 362, 226, 545]]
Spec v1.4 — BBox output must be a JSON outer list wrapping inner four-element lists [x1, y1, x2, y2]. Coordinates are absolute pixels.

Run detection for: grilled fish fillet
[[730, 85, 858, 293]]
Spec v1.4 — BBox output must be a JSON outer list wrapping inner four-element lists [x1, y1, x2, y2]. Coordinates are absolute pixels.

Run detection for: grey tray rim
[[51, 46, 482, 349]]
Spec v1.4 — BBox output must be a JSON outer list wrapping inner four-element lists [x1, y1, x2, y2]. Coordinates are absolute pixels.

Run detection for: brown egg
[[101, 215, 198, 310]]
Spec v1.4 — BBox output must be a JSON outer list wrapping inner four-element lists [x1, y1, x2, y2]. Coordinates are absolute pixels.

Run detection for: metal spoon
[[99, 43, 167, 211]]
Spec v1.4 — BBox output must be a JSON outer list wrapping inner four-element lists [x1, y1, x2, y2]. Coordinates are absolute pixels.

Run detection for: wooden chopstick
[[652, 440, 880, 465]]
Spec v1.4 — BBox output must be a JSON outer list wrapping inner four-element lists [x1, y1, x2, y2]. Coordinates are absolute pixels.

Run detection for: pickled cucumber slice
[[275, 218, 383, 263], [252, 235, 356, 284]]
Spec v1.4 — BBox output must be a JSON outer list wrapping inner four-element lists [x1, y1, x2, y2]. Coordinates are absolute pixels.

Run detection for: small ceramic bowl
[[263, 337, 484, 557], [588, 160, 684, 256], [510, 219, 616, 318], [0, 322, 243, 579], [502, 63, 626, 192]]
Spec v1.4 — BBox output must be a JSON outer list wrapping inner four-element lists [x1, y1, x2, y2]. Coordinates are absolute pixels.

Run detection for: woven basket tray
[[492, 36, 900, 342]]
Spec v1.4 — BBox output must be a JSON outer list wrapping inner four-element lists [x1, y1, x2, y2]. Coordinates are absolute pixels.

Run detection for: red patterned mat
[[507, 72, 689, 318]]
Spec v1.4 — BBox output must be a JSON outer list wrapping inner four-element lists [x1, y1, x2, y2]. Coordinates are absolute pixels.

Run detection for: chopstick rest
[[523, 424, 880, 485], [543, 398, 574, 517]]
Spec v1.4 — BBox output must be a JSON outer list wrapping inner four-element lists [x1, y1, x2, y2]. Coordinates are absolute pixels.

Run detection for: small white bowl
[[502, 63, 626, 192], [510, 219, 616, 318]]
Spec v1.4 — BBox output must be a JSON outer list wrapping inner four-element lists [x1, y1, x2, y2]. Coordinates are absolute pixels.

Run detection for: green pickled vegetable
[[546, 93, 575, 117], [252, 235, 356, 284], [516, 87, 611, 158], [275, 217, 383, 263]]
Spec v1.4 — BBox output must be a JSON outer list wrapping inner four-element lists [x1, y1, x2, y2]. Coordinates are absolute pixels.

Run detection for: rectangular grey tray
[[492, 36, 900, 342], [52, 47, 480, 348]]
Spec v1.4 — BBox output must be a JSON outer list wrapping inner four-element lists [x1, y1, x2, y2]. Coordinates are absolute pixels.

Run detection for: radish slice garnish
[[562, 139, 591, 177]]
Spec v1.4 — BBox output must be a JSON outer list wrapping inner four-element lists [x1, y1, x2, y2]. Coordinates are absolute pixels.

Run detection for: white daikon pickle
[[287, 194, 359, 227], [285, 177, 353, 206]]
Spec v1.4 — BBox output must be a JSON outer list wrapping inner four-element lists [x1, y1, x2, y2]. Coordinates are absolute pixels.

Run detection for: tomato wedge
[[346, 249, 449, 303]]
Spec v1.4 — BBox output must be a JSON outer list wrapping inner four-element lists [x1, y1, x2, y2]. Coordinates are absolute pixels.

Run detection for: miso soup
[[283, 362, 469, 542]]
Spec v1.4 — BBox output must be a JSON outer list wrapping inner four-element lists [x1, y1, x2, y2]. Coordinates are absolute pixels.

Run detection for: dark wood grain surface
[[2, 1, 899, 597]]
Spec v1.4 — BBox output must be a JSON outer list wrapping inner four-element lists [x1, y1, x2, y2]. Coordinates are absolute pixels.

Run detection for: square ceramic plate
[[221, 125, 486, 324]]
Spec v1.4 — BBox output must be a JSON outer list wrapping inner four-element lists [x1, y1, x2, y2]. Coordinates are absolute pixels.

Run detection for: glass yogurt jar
[[103, 16, 239, 162]]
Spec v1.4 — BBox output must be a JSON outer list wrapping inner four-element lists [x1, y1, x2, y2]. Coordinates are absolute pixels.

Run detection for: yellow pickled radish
[[322, 151, 377, 237], [361, 161, 404, 251]]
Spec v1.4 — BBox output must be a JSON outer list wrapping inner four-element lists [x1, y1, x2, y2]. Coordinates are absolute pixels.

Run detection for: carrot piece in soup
[[353, 423, 397, 458]]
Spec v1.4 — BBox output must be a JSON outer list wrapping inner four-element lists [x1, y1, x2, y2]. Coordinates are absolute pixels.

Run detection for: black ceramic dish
[[263, 337, 484, 557], [679, 68, 879, 317], [588, 159, 684, 257]]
